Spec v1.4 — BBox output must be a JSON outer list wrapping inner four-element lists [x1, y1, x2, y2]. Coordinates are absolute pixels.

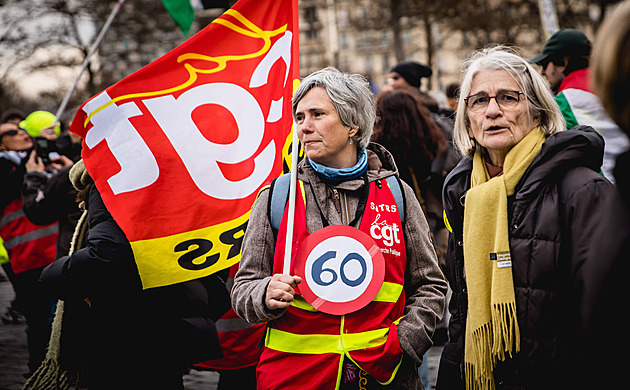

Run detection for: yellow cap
[[19, 111, 60, 137]]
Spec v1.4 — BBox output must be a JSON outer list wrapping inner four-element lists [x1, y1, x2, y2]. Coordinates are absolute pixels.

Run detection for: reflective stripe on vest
[[291, 281, 403, 312], [266, 316, 403, 355], [3, 224, 59, 250], [0, 198, 57, 273], [0, 207, 24, 227]]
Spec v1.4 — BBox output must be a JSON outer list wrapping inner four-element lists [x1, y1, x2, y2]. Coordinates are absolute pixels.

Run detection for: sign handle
[[282, 127, 299, 275]]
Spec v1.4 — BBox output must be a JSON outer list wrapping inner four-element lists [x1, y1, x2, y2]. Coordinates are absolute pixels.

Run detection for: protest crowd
[[1, 0, 629, 389]]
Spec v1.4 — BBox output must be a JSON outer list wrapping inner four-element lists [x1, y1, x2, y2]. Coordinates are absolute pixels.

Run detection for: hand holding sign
[[265, 273, 302, 310]]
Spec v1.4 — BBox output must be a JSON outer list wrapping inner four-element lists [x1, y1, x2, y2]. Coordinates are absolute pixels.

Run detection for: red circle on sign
[[294, 224, 385, 315]]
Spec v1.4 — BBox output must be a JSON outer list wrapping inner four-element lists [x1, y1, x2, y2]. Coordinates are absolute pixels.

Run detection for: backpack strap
[[269, 173, 291, 231], [269, 174, 405, 231], [384, 175, 405, 223]]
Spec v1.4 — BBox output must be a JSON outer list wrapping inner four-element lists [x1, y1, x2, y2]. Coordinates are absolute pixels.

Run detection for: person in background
[[436, 46, 628, 390], [373, 90, 448, 268], [445, 83, 460, 112], [373, 89, 449, 389], [232, 67, 446, 389], [1, 108, 26, 126], [587, 1, 630, 387], [0, 121, 57, 376], [22, 132, 82, 260], [382, 61, 433, 95], [530, 28, 630, 183]]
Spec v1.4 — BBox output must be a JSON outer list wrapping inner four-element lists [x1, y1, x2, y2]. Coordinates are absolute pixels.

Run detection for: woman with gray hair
[[232, 67, 447, 389], [436, 46, 626, 390]]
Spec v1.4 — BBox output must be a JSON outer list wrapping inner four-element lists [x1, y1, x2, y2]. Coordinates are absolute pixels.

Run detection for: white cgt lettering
[[250, 31, 292, 123], [370, 222, 401, 247], [144, 83, 275, 200], [83, 92, 159, 195], [84, 32, 293, 199]]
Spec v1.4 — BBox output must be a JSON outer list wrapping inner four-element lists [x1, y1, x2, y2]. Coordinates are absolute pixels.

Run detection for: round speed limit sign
[[294, 225, 385, 315]]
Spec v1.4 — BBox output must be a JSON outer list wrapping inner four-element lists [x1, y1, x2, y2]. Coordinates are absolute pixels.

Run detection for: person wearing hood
[[232, 67, 447, 389], [435, 46, 628, 390]]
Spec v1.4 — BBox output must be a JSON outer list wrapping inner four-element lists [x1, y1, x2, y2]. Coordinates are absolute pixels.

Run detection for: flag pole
[[54, 0, 126, 122], [282, 0, 300, 276], [283, 128, 299, 275]]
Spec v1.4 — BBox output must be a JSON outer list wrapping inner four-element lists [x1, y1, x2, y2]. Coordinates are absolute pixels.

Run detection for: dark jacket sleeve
[[0, 157, 26, 211], [22, 167, 75, 226], [558, 167, 629, 337], [39, 184, 138, 300]]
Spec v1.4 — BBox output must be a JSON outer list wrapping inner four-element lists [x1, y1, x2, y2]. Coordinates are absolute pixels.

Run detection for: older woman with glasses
[[435, 46, 628, 390]]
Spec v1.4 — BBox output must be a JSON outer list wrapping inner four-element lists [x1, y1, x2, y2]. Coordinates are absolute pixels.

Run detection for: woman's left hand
[[265, 274, 302, 310]]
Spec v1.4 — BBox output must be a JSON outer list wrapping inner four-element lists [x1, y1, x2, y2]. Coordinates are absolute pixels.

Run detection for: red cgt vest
[[195, 264, 265, 371], [0, 198, 57, 273], [258, 178, 407, 390]]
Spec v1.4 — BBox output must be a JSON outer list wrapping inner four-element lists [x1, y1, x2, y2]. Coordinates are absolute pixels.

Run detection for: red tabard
[[195, 264, 265, 371], [258, 179, 407, 389], [0, 198, 57, 273]]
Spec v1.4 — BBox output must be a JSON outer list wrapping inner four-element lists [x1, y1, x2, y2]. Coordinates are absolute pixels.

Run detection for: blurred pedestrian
[[1, 108, 26, 126], [373, 90, 448, 268], [592, 0, 630, 194], [436, 46, 628, 390], [587, 1, 630, 387], [382, 61, 433, 95], [445, 83, 460, 112], [232, 67, 447, 389], [35, 160, 230, 389], [0, 122, 57, 376], [530, 28, 630, 183], [373, 89, 450, 389]]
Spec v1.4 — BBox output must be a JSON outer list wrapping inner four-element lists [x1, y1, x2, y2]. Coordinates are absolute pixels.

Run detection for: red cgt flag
[[69, 0, 300, 289]]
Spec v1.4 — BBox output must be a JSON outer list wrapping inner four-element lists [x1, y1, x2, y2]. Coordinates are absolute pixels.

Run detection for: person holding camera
[[22, 123, 82, 261], [0, 121, 58, 376]]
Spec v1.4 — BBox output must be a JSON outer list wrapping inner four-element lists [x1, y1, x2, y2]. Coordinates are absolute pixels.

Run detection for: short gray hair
[[292, 67, 376, 148], [453, 46, 566, 158]]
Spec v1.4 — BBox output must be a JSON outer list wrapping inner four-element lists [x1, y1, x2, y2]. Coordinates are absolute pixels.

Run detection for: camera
[[33, 137, 60, 165]]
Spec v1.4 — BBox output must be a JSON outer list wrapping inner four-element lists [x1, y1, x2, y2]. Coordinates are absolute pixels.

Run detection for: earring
[[349, 138, 353, 145]]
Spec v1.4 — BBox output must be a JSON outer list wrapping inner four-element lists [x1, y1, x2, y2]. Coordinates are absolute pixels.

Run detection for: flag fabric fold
[[70, 0, 300, 289]]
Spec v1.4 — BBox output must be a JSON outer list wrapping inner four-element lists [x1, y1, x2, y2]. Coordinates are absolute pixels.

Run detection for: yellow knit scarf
[[463, 128, 546, 389]]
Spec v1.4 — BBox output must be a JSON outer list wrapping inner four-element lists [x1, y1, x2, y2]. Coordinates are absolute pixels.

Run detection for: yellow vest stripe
[[290, 282, 403, 312], [374, 282, 403, 302], [266, 326, 389, 354]]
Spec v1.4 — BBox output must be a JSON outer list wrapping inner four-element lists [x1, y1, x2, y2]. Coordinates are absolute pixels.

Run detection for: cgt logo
[[81, 31, 293, 200], [369, 213, 400, 247]]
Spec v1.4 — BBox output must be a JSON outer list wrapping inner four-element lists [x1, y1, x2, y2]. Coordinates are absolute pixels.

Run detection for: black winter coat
[[40, 185, 230, 389], [436, 126, 628, 390], [22, 167, 81, 260]]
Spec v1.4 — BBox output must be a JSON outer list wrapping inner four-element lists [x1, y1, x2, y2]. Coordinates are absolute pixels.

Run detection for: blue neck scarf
[[308, 148, 367, 183]]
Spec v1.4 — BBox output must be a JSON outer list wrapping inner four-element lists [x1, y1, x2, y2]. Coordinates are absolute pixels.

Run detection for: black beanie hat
[[390, 61, 432, 87]]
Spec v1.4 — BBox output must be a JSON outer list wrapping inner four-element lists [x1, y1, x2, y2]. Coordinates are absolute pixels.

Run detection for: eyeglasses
[[0, 128, 26, 139], [464, 90, 524, 113]]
